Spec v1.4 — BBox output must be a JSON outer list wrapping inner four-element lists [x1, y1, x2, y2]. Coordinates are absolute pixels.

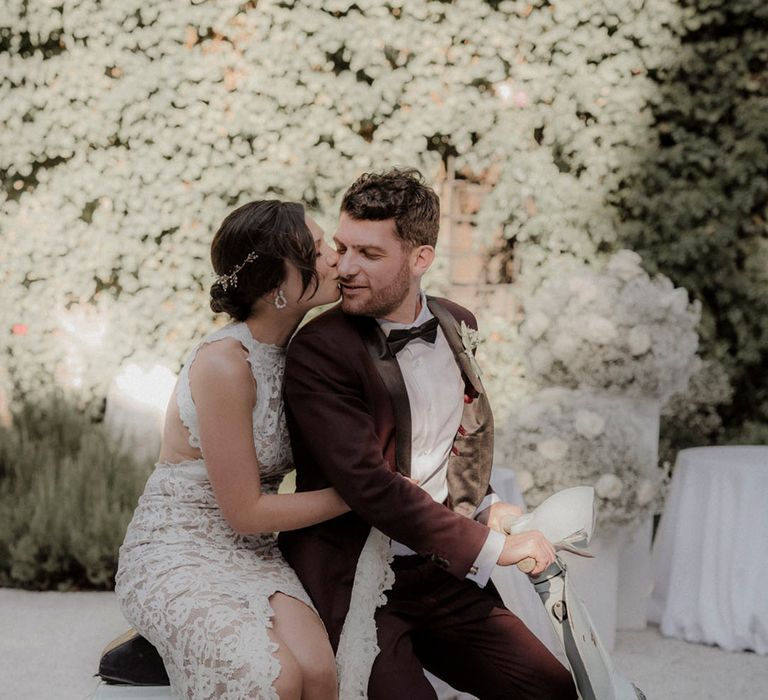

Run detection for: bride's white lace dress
[[115, 322, 316, 700]]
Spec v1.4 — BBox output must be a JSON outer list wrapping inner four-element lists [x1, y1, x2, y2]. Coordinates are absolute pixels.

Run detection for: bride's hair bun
[[209, 282, 253, 321]]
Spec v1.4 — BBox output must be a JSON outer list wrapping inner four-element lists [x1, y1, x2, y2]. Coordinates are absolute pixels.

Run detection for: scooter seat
[[98, 629, 169, 686]]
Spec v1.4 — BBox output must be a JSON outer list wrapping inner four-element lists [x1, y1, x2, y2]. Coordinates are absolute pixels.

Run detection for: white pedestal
[[617, 396, 659, 632], [585, 393, 660, 635], [565, 532, 621, 651], [559, 519, 653, 651], [617, 516, 653, 629]]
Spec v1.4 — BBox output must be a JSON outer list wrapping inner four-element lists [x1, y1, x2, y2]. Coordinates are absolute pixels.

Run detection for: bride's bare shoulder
[[190, 337, 252, 386]]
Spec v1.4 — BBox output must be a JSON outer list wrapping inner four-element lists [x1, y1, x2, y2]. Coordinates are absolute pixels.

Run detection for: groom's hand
[[476, 502, 523, 533], [496, 531, 556, 576]]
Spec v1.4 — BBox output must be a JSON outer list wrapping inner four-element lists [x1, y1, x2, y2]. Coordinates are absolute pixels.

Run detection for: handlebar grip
[[516, 557, 536, 573]]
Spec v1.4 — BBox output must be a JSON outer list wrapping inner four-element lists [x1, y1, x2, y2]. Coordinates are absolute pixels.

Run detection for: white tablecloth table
[[649, 446, 768, 654]]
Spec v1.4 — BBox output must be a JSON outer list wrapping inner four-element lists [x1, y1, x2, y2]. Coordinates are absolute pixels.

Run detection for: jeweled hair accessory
[[214, 251, 259, 291]]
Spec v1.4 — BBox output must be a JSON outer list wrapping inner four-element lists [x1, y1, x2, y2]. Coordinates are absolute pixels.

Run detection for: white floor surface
[[2, 588, 766, 699]]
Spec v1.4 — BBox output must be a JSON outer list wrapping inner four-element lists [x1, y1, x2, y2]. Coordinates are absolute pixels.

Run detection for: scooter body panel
[[517, 487, 644, 700], [94, 684, 171, 699]]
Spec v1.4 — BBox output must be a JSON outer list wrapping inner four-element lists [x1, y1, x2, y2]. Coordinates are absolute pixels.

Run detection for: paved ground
[[1, 588, 766, 699]]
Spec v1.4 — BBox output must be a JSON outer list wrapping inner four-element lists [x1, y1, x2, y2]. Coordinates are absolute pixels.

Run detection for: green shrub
[[659, 360, 734, 466], [0, 394, 152, 590], [724, 420, 768, 447]]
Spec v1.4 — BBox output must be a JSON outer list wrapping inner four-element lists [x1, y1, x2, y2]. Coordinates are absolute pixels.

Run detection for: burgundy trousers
[[367, 556, 577, 700]]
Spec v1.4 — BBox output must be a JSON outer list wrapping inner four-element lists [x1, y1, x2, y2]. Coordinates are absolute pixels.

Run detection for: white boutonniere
[[459, 321, 483, 377]]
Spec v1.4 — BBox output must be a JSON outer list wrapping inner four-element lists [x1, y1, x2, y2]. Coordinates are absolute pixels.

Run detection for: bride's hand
[[328, 487, 352, 514], [326, 477, 419, 519], [477, 502, 523, 533]]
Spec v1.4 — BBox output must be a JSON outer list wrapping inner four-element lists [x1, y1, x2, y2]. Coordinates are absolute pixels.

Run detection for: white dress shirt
[[378, 293, 505, 587]]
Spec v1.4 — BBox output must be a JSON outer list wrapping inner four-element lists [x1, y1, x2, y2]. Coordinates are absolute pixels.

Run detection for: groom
[[279, 169, 575, 699]]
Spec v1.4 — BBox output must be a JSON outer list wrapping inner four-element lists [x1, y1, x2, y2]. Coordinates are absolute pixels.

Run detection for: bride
[[115, 200, 348, 700]]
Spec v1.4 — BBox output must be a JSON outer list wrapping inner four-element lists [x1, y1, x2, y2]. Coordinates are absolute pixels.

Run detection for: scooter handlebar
[[501, 486, 597, 573], [516, 557, 536, 573]]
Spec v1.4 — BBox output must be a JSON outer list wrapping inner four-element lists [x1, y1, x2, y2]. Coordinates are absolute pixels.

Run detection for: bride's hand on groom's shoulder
[[476, 502, 523, 533]]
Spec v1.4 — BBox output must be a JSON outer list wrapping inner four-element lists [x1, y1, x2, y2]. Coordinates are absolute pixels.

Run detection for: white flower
[[534, 464, 558, 486], [669, 288, 689, 315], [516, 469, 535, 493], [574, 410, 606, 438], [628, 327, 652, 356], [568, 276, 599, 304], [523, 311, 550, 340], [595, 473, 624, 499], [530, 346, 554, 375], [552, 332, 580, 363], [607, 249, 644, 282], [520, 247, 699, 400], [517, 403, 545, 430], [504, 387, 668, 526], [636, 478, 656, 506], [582, 315, 617, 345], [459, 321, 481, 351], [537, 437, 569, 461], [459, 321, 483, 377], [537, 386, 572, 404]]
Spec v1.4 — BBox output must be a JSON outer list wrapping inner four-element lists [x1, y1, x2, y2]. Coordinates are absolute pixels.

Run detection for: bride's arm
[[190, 340, 350, 535]]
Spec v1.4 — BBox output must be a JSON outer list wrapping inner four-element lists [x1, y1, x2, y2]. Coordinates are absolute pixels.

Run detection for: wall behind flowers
[[1, 0, 766, 447]]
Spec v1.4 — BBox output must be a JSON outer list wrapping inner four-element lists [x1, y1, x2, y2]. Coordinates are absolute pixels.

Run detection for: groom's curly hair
[[340, 168, 440, 248]]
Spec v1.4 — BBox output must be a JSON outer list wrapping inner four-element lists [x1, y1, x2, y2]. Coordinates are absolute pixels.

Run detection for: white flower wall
[[1, 0, 686, 410]]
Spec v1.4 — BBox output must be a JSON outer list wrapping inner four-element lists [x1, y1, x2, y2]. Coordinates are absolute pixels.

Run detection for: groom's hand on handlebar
[[496, 531, 557, 576]]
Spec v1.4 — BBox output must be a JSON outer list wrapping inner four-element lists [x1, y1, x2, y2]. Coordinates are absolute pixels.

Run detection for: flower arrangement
[[459, 320, 483, 377], [496, 387, 668, 528], [520, 250, 701, 402]]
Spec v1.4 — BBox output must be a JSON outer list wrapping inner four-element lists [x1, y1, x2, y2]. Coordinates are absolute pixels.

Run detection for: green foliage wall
[[616, 1, 768, 439], [1, 0, 766, 442]]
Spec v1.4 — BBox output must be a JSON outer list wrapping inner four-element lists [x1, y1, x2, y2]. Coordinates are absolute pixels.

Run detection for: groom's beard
[[340, 258, 411, 318]]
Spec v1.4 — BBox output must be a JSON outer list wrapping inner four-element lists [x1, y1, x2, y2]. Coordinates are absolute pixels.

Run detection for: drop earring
[[274, 289, 287, 309]]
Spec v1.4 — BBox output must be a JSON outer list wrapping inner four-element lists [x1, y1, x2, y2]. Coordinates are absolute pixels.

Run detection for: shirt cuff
[[465, 529, 505, 587], [473, 492, 500, 518]]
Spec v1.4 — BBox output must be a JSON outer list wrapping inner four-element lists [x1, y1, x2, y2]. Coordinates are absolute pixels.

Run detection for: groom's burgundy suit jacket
[[278, 296, 495, 649]]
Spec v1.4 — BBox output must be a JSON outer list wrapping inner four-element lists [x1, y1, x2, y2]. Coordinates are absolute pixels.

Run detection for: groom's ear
[[410, 244, 435, 276]]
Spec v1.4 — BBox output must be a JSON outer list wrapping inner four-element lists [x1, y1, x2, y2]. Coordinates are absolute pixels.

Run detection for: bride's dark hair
[[209, 200, 318, 321]]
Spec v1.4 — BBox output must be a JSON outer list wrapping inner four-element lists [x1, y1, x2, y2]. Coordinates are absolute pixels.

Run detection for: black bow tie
[[386, 317, 440, 355]]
